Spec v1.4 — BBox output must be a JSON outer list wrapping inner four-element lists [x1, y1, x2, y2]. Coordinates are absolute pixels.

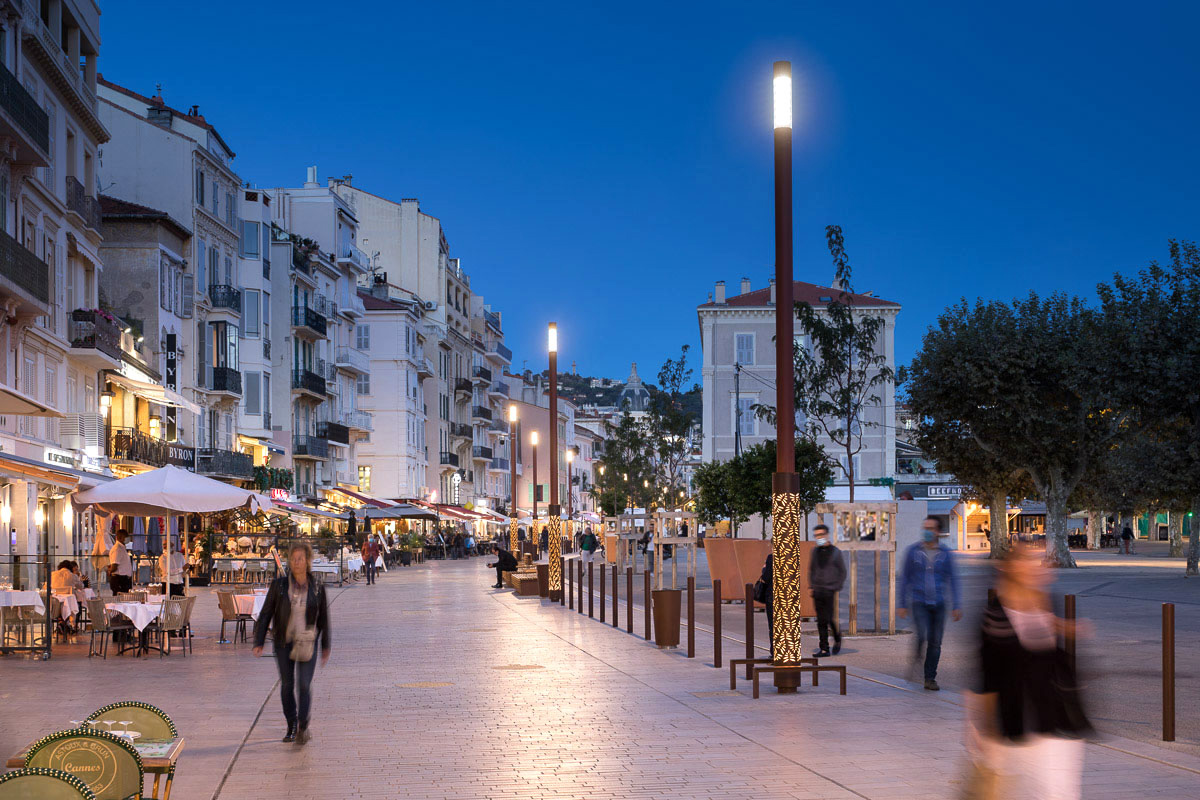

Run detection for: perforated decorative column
[[771, 473, 803, 689], [547, 510, 562, 600], [509, 518, 519, 555]]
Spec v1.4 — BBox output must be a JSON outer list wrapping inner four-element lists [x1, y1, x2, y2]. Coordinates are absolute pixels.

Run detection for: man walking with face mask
[[899, 516, 962, 690], [808, 524, 846, 657]]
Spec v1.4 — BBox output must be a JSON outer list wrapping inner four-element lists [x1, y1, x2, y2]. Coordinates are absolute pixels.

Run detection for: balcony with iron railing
[[488, 418, 508, 433], [489, 379, 510, 398], [196, 448, 254, 479], [450, 422, 472, 440], [65, 175, 101, 231], [316, 420, 350, 444], [334, 346, 369, 374], [489, 457, 510, 472], [21, 0, 101, 122], [208, 284, 242, 312], [108, 427, 195, 469], [472, 445, 493, 461], [0, 58, 48, 161], [471, 405, 493, 422], [486, 339, 513, 364], [343, 409, 373, 431], [439, 451, 459, 467], [0, 228, 49, 308], [293, 435, 330, 460], [291, 305, 327, 337], [454, 377, 472, 396], [472, 365, 492, 384], [291, 368, 327, 398], [342, 292, 366, 318], [337, 244, 369, 272], [206, 366, 242, 396], [417, 357, 435, 378], [484, 309, 501, 332], [67, 309, 122, 365]]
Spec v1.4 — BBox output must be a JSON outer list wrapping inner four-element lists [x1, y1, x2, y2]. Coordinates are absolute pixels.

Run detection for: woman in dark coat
[[253, 541, 332, 745]]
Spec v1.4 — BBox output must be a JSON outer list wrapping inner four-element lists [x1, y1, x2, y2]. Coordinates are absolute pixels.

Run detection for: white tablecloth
[[234, 594, 268, 620], [345, 556, 364, 573], [310, 562, 339, 574], [105, 601, 161, 632], [53, 593, 80, 620], [0, 590, 45, 615]]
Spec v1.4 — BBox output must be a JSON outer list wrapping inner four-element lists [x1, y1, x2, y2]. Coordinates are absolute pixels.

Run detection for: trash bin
[[536, 563, 550, 597], [652, 588, 682, 649]]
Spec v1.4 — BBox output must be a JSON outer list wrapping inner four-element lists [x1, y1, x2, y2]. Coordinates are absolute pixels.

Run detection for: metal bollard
[[1164, 602, 1175, 742], [626, 567, 633, 633], [644, 569, 652, 641], [588, 561, 594, 618], [745, 583, 754, 679], [713, 578, 722, 668], [1064, 594, 1076, 677], [600, 561, 606, 623], [612, 565, 619, 628], [687, 576, 695, 658], [577, 560, 584, 613], [568, 556, 574, 610]]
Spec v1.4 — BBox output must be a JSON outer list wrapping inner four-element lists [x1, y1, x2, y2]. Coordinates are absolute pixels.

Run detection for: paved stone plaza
[[2, 557, 1199, 799]]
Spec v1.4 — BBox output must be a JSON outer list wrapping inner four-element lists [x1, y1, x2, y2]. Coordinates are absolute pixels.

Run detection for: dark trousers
[[163, 582, 184, 597], [275, 645, 317, 727], [813, 589, 840, 651], [110, 574, 132, 594], [912, 602, 947, 682], [364, 561, 377, 584], [494, 565, 506, 586]]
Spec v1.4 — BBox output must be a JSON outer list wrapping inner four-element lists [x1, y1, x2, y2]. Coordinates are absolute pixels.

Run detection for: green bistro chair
[[0, 767, 97, 799], [86, 702, 177, 799], [26, 728, 143, 800]]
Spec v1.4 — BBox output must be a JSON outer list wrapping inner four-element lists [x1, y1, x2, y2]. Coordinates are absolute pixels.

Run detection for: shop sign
[[164, 444, 195, 470], [44, 447, 79, 469], [270, 488, 289, 501], [927, 485, 965, 498], [451, 472, 462, 504]]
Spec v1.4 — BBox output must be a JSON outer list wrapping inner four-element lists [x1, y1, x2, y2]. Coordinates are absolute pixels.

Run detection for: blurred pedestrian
[[488, 546, 518, 588], [898, 516, 962, 690], [808, 525, 846, 657], [967, 543, 1090, 799], [1120, 524, 1134, 555], [579, 527, 599, 565], [253, 542, 331, 745], [361, 534, 380, 585]]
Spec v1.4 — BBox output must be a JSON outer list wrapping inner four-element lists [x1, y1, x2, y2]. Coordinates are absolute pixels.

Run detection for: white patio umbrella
[[72, 465, 272, 592]]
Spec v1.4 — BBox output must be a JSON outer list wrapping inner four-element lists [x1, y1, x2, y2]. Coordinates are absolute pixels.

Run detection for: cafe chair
[[152, 599, 187, 657], [87, 703, 178, 800], [179, 596, 197, 654], [0, 767, 97, 799], [84, 599, 133, 660], [216, 591, 252, 644], [26, 728, 143, 800], [116, 593, 143, 603]]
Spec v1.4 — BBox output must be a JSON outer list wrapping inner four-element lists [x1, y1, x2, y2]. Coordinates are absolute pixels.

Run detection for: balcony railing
[[293, 435, 329, 459], [291, 368, 327, 396], [338, 244, 368, 271], [291, 305, 327, 336], [209, 366, 242, 395], [439, 451, 459, 467], [65, 175, 101, 231], [491, 380, 510, 397], [488, 340, 513, 363], [417, 357, 435, 377], [262, 257, 270, 280], [471, 405, 493, 421], [108, 427, 195, 469], [334, 346, 369, 373], [316, 420, 350, 444], [22, 0, 99, 117], [472, 365, 492, 383], [472, 445, 493, 460], [291, 248, 311, 275], [454, 378, 472, 394], [263, 410, 272, 431], [343, 409, 373, 431], [490, 457, 510, 471], [488, 418, 508, 433], [342, 292, 366, 317], [450, 422, 472, 439], [68, 309, 121, 359], [262, 337, 271, 360], [196, 448, 254, 479], [484, 309, 501, 332], [0, 59, 48, 153], [0, 228, 48, 302], [208, 284, 241, 311]]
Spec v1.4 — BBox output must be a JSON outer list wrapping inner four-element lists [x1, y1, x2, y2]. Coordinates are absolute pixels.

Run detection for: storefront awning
[[0, 453, 81, 490], [275, 501, 348, 521], [0, 385, 63, 417], [326, 486, 393, 508], [106, 373, 202, 415]]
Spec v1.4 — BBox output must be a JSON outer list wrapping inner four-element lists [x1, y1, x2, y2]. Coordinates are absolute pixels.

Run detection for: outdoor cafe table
[[0, 589, 45, 615], [52, 592, 80, 621], [8, 732, 185, 799], [233, 593, 268, 620], [105, 601, 162, 655]]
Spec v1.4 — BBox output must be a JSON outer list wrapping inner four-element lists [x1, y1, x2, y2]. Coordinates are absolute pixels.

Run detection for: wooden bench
[[752, 664, 846, 698], [512, 574, 540, 596]]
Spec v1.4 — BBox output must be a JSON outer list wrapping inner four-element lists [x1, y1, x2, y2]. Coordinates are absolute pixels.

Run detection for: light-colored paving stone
[[3, 558, 1198, 799]]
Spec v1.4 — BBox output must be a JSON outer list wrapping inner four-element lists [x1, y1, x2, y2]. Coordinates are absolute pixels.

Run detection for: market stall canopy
[[361, 505, 439, 521], [106, 373, 202, 415], [71, 465, 270, 516], [0, 385, 63, 417], [578, 511, 602, 524]]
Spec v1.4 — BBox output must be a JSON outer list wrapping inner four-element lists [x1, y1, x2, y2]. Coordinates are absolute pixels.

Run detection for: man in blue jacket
[[898, 516, 962, 691]]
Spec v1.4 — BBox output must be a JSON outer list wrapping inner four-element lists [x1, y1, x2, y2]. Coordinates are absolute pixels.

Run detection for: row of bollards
[[1063, 594, 1176, 742], [552, 557, 698, 658]]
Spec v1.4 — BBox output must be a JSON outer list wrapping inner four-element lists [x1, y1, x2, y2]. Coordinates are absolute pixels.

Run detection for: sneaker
[[282, 724, 296, 743], [924, 679, 940, 691], [815, 648, 831, 658], [492, 583, 503, 589]]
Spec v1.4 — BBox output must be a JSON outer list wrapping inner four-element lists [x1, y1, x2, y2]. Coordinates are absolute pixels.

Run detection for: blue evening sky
[[98, 1, 1199, 384]]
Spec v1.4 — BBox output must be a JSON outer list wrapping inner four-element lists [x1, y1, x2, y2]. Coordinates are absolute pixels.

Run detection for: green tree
[[693, 460, 740, 533], [758, 226, 894, 502], [647, 346, 696, 499], [594, 407, 654, 515], [906, 294, 1126, 567]]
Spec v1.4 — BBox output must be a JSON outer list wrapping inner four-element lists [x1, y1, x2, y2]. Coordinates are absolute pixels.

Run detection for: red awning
[[326, 486, 392, 508], [434, 504, 475, 521]]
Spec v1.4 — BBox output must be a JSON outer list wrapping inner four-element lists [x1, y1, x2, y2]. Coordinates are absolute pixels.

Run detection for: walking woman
[[253, 542, 332, 745]]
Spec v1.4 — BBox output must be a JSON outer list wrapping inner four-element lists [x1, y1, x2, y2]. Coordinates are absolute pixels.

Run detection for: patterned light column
[[771, 476, 803, 667], [509, 518, 519, 556], [547, 513, 562, 595]]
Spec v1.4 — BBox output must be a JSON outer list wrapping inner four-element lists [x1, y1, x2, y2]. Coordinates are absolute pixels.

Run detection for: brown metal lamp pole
[[770, 60, 804, 693], [531, 430, 539, 559], [547, 322, 563, 600], [509, 404, 519, 555]]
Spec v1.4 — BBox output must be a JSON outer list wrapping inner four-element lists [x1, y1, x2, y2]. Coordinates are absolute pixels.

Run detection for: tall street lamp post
[[566, 449, 575, 524], [531, 430, 539, 559], [547, 322, 563, 601], [770, 60, 804, 693], [509, 404, 519, 555]]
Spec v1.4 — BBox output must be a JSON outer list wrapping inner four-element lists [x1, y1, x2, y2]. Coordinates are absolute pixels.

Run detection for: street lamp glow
[[566, 450, 574, 464], [531, 431, 539, 446], [773, 62, 792, 129], [547, 322, 558, 354], [508, 404, 518, 423], [63, 508, 73, 529]]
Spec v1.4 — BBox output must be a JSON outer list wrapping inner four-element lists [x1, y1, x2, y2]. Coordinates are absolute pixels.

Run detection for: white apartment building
[[98, 78, 246, 476], [697, 277, 899, 499], [356, 286, 430, 500], [0, 0, 114, 566], [233, 188, 278, 479], [268, 169, 372, 504]]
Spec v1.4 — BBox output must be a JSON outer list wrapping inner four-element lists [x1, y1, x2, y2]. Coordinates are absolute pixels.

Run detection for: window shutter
[[244, 371, 260, 415], [181, 275, 194, 317], [160, 259, 169, 310]]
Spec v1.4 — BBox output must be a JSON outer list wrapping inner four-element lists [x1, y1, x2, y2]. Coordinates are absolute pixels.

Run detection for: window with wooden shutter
[[160, 258, 170, 310]]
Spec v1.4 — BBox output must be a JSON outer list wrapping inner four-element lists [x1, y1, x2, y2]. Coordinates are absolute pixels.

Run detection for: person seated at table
[[68, 561, 90, 590], [51, 560, 85, 594], [159, 542, 187, 597], [487, 547, 519, 589]]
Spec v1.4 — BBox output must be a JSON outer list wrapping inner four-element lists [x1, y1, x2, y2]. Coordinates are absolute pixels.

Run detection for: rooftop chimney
[[769, 279, 777, 305], [740, 277, 751, 295], [715, 281, 726, 304], [304, 166, 319, 188]]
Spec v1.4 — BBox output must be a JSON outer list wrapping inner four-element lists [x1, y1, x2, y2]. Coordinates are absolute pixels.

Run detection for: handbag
[[291, 626, 317, 662], [753, 578, 768, 604]]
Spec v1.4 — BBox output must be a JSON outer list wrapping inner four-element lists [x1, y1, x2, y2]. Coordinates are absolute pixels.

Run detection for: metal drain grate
[[396, 682, 455, 688], [691, 691, 741, 698], [492, 664, 544, 670]]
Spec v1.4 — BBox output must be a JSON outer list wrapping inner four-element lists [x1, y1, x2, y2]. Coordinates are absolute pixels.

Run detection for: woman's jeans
[[912, 602, 947, 681], [275, 645, 317, 726]]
